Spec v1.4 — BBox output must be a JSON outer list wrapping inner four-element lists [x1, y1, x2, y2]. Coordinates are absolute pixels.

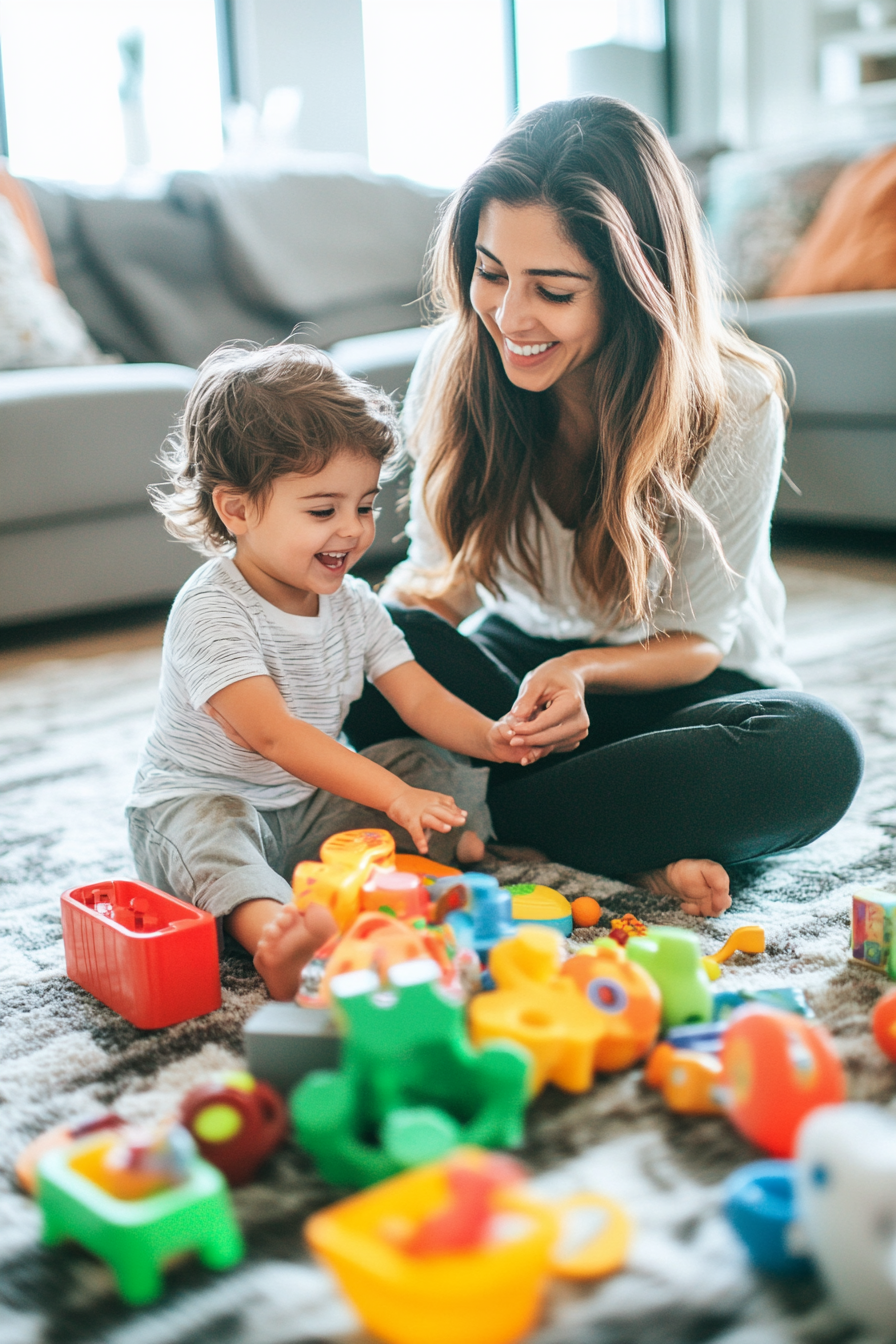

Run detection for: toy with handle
[[304, 1147, 631, 1344]]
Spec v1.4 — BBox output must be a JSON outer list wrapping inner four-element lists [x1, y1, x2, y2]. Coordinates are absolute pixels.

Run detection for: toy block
[[61, 879, 220, 1029], [438, 873, 516, 960], [243, 1001, 340, 1095], [850, 888, 896, 972], [36, 1137, 243, 1305]]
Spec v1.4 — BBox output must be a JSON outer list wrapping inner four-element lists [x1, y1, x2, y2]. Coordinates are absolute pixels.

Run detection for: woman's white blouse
[[382, 326, 800, 690]]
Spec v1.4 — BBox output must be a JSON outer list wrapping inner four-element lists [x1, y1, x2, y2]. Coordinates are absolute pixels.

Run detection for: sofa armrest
[[0, 363, 195, 527], [328, 327, 430, 403], [737, 291, 896, 418]]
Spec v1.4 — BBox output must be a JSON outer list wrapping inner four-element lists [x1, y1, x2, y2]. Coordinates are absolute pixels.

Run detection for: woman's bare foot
[[253, 902, 337, 1000], [633, 859, 732, 918], [455, 829, 486, 866]]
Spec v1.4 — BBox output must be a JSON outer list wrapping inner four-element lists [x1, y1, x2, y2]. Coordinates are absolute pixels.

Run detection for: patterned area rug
[[2, 559, 896, 1344]]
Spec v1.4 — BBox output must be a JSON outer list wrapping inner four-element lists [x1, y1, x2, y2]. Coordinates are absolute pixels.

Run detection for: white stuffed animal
[[797, 1103, 896, 1337]]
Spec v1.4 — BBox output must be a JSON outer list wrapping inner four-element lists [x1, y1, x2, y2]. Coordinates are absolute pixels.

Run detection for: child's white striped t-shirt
[[128, 558, 413, 811]]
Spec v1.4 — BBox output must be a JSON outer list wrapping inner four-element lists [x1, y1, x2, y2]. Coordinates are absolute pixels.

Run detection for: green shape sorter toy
[[36, 1144, 245, 1305], [291, 957, 531, 1187]]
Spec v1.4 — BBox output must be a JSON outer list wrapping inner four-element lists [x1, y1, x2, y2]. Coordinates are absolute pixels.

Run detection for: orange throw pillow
[[769, 144, 896, 297], [0, 164, 57, 287]]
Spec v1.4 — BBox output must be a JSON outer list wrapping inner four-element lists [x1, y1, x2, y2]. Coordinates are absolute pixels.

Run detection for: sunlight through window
[[0, 0, 223, 183]]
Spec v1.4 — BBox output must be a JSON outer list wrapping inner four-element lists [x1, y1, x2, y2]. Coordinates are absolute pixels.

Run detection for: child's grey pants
[[127, 738, 492, 918]]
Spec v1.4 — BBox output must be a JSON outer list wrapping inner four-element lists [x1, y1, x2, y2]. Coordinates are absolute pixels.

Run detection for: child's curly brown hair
[[151, 340, 400, 555]]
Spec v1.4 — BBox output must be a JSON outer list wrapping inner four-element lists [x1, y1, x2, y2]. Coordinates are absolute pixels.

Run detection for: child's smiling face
[[213, 449, 381, 615]]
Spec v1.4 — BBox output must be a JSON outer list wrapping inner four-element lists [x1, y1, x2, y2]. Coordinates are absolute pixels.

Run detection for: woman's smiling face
[[470, 199, 603, 394]]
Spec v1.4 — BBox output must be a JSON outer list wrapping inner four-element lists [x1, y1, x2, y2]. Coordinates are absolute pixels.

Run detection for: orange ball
[[873, 986, 896, 1060], [571, 896, 601, 928]]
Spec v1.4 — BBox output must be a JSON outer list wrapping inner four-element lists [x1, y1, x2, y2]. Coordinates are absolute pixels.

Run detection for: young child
[[127, 342, 543, 1000]]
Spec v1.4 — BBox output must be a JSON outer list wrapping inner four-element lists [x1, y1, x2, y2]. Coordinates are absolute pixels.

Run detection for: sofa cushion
[[169, 170, 441, 317], [770, 144, 896, 297], [741, 290, 896, 418], [0, 198, 106, 370], [706, 142, 873, 299], [0, 168, 57, 285], [27, 180, 161, 364], [0, 362, 195, 524], [73, 195, 291, 368]]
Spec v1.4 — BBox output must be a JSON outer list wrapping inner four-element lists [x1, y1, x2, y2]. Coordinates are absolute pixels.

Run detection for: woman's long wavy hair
[[412, 97, 782, 623]]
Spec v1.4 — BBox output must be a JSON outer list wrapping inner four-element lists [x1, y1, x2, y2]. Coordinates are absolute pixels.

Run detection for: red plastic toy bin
[[61, 880, 221, 1029]]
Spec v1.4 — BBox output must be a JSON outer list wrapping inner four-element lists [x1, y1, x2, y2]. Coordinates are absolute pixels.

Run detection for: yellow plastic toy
[[304, 1147, 630, 1344], [700, 925, 766, 981], [469, 927, 660, 1092], [560, 939, 662, 1071], [507, 883, 573, 935], [292, 829, 397, 931], [469, 927, 605, 1092]]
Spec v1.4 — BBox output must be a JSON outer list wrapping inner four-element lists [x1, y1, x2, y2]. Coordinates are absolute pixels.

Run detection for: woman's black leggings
[[344, 609, 864, 878]]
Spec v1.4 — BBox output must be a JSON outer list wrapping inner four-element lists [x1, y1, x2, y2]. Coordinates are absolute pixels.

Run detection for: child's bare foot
[[486, 842, 550, 864], [633, 859, 732, 918], [455, 830, 486, 866], [253, 902, 337, 1000]]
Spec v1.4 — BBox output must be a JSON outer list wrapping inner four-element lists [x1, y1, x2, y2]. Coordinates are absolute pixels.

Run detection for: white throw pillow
[[0, 195, 107, 368]]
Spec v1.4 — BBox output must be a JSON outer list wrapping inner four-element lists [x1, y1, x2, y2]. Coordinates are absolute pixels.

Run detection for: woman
[[346, 97, 863, 916]]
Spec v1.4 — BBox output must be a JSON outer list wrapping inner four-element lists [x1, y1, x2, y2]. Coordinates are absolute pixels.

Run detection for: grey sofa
[[0, 170, 439, 625], [3, 154, 894, 629], [740, 291, 896, 526]]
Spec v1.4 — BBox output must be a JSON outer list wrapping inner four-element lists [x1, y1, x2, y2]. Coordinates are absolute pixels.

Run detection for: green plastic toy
[[291, 957, 531, 1187], [625, 926, 713, 1029], [37, 1143, 244, 1305]]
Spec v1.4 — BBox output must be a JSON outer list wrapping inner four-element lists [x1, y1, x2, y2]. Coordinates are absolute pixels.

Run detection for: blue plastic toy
[[665, 1021, 727, 1054], [433, 874, 517, 963], [723, 1160, 812, 1276], [713, 986, 814, 1020]]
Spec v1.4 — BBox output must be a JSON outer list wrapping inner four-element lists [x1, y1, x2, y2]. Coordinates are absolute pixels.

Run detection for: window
[[362, 0, 667, 189], [0, 0, 223, 183], [515, 0, 665, 115], [362, 0, 508, 190]]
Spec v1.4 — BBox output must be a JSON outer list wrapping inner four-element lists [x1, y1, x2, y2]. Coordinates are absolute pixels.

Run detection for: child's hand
[[386, 787, 467, 854], [485, 717, 551, 767]]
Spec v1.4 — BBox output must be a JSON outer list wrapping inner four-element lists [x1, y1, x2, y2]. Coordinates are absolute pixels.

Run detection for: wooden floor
[[1, 530, 895, 676]]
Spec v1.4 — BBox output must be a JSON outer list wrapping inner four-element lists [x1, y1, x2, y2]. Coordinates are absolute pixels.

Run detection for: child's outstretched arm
[[207, 675, 465, 854], [373, 661, 557, 765]]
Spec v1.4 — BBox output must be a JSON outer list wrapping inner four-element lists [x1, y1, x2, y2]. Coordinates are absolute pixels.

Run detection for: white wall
[[669, 0, 857, 150], [232, 0, 368, 157]]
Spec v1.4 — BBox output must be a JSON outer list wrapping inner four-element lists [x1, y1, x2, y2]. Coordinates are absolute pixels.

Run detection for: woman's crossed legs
[[344, 608, 864, 914]]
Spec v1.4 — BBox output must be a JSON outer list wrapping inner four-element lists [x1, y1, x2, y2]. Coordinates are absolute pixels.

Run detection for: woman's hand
[[500, 657, 591, 752], [386, 786, 467, 854], [484, 719, 550, 767]]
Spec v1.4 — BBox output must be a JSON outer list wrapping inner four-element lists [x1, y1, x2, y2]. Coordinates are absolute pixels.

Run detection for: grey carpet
[[2, 559, 896, 1344]]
